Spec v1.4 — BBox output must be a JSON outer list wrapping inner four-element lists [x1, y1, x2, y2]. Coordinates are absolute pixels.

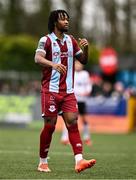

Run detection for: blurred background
[[0, 0, 136, 132]]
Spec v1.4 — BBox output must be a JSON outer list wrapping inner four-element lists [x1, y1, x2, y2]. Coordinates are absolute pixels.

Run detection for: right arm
[[34, 37, 66, 74], [35, 51, 54, 67], [35, 52, 66, 74]]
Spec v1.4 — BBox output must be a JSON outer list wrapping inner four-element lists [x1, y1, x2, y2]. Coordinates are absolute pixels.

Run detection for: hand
[[52, 63, 67, 74], [78, 38, 88, 48]]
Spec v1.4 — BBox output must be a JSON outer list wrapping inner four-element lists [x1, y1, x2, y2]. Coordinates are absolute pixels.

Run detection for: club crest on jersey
[[49, 105, 56, 112], [53, 42, 57, 46]]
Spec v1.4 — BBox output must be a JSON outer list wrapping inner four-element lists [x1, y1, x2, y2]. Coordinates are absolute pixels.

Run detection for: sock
[[75, 154, 83, 165], [83, 124, 91, 140], [67, 123, 83, 155], [61, 125, 69, 141], [39, 157, 48, 164], [40, 124, 55, 158]]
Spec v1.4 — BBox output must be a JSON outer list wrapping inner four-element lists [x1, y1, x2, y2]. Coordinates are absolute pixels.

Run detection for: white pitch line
[[0, 150, 132, 157], [0, 150, 32, 154]]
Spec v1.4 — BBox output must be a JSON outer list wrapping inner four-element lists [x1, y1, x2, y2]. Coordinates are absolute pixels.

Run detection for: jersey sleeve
[[36, 36, 47, 55], [71, 36, 83, 57]]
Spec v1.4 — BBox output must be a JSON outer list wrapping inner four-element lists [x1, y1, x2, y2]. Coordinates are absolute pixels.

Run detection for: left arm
[[76, 38, 88, 65]]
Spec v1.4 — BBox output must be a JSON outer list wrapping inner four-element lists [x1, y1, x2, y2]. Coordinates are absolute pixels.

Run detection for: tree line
[[0, 0, 135, 72], [0, 0, 135, 54]]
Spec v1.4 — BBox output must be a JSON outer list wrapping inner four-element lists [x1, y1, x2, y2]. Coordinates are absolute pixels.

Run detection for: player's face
[[56, 13, 69, 32]]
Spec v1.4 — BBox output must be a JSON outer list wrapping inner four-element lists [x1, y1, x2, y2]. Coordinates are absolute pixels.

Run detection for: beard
[[56, 23, 69, 33], [60, 28, 68, 33]]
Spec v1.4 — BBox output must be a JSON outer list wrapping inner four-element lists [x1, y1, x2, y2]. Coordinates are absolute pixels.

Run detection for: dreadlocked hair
[[48, 9, 69, 33]]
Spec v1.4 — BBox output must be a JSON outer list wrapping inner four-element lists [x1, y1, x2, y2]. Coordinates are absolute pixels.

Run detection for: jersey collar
[[50, 32, 67, 43]]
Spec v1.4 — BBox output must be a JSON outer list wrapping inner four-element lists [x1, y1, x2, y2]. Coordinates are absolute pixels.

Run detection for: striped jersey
[[36, 32, 82, 93]]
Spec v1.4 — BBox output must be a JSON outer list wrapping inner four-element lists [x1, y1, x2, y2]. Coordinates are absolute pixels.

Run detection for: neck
[[53, 29, 64, 40]]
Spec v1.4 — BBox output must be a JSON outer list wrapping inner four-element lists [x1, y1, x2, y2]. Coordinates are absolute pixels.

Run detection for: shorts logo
[[76, 143, 82, 147], [49, 105, 56, 112]]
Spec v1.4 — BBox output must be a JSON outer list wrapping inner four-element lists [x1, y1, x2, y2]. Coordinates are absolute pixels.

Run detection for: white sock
[[75, 154, 83, 165], [61, 125, 69, 141], [83, 124, 90, 140], [40, 157, 48, 164]]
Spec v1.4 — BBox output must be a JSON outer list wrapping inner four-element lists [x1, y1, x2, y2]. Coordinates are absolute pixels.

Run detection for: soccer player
[[34, 9, 96, 173], [61, 60, 92, 146]]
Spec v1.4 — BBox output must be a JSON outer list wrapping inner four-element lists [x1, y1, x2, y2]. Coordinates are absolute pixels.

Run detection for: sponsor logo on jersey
[[53, 52, 59, 57], [53, 51, 73, 58], [60, 52, 68, 58]]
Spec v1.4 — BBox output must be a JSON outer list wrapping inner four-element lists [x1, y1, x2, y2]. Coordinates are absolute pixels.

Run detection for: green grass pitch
[[0, 122, 136, 179]]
